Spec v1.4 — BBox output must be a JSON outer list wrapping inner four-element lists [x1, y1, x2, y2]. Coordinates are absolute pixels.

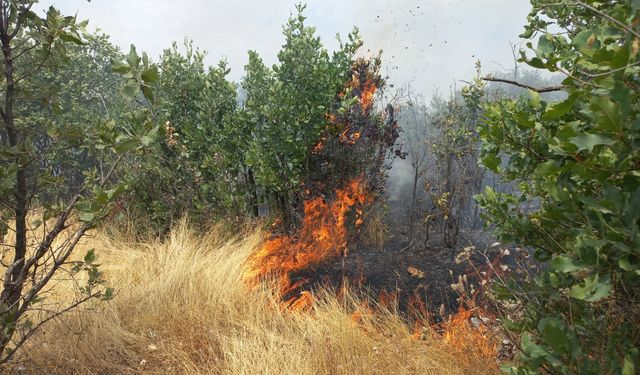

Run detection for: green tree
[[475, 1, 640, 373], [23, 32, 131, 201], [0, 1, 157, 362], [123, 41, 240, 233], [242, 4, 362, 229]]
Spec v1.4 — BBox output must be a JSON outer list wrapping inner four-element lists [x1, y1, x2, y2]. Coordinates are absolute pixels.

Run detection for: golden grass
[[360, 207, 389, 251], [13, 220, 499, 374]]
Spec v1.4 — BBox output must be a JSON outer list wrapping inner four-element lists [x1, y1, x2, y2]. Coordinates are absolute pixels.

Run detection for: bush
[[476, 1, 640, 374]]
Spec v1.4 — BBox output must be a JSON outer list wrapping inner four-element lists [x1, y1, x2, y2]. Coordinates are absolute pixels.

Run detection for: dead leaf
[[407, 266, 425, 279]]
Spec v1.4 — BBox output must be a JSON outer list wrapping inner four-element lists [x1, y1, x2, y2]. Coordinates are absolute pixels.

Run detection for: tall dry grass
[[13, 220, 499, 374]]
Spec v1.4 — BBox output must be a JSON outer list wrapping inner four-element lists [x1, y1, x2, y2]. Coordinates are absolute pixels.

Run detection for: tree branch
[[575, 1, 640, 40], [481, 76, 565, 93], [1, 291, 101, 364]]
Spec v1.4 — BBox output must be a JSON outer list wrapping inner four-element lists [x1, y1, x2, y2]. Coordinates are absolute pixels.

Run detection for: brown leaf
[[407, 266, 425, 279]]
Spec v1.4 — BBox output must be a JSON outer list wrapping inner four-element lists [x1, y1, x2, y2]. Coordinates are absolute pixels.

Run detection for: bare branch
[[481, 76, 565, 93], [1, 291, 101, 364]]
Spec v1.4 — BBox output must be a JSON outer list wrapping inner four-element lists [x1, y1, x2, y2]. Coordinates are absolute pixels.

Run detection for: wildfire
[[441, 304, 498, 360], [313, 59, 379, 155], [346, 73, 377, 112], [339, 127, 361, 145], [245, 177, 371, 310], [346, 58, 379, 112], [360, 78, 377, 111]]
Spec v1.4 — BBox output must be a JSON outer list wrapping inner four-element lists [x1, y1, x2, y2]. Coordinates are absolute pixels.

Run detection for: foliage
[[0, 1, 156, 363], [241, 4, 365, 229], [425, 83, 485, 253], [241, 4, 400, 231], [120, 41, 241, 233], [475, 1, 640, 373], [116, 5, 398, 234], [396, 82, 485, 249]]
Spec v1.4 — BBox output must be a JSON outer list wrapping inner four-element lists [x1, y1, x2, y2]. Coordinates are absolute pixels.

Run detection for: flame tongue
[[246, 177, 370, 310], [359, 78, 377, 111]]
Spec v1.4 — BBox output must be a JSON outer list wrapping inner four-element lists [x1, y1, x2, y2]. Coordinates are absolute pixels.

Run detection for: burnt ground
[[291, 199, 521, 318]]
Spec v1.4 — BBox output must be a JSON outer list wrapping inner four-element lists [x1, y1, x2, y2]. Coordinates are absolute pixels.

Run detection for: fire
[[313, 59, 379, 156], [441, 304, 498, 360], [339, 127, 361, 145], [346, 58, 379, 112], [246, 177, 370, 310], [346, 73, 377, 112], [312, 141, 325, 153], [360, 78, 377, 111]]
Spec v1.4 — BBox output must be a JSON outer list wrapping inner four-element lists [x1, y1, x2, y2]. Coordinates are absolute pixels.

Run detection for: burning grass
[[245, 177, 370, 310], [13, 219, 500, 374]]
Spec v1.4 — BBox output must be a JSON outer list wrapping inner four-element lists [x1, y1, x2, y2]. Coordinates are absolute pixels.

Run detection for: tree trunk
[[0, 16, 29, 354], [246, 167, 259, 217], [408, 166, 419, 241]]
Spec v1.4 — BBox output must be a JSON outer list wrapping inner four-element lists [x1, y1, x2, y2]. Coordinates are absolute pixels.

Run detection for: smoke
[[386, 157, 415, 203], [41, 0, 531, 98]]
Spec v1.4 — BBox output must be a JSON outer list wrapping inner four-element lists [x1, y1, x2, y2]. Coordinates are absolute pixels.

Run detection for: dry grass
[[11, 220, 499, 374], [361, 208, 389, 250]]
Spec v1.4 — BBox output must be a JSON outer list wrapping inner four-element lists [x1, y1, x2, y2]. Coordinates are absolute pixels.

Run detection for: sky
[[37, 0, 532, 99]]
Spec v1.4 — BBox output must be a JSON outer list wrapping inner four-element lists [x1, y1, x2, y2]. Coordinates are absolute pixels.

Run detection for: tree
[[122, 40, 241, 233], [476, 1, 640, 373], [242, 4, 364, 229], [0, 1, 157, 363], [396, 89, 430, 241]]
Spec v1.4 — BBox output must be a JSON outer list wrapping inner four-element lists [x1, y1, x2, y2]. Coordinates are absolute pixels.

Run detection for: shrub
[[476, 1, 640, 373]]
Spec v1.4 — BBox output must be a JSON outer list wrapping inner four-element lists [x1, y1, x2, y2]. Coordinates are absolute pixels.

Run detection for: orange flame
[[314, 61, 378, 156], [246, 177, 370, 310], [441, 305, 498, 359], [360, 79, 377, 111], [350, 300, 373, 325], [339, 127, 361, 145], [346, 66, 378, 112]]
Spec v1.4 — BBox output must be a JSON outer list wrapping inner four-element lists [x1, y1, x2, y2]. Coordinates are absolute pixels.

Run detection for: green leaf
[[551, 256, 583, 273], [542, 92, 579, 120], [528, 89, 542, 110], [126, 45, 139, 68], [619, 257, 637, 272], [536, 35, 554, 58], [121, 81, 139, 99], [569, 275, 611, 302], [111, 59, 130, 74], [534, 160, 559, 176], [140, 135, 153, 147], [84, 249, 96, 264], [521, 332, 548, 359], [59, 31, 83, 45], [539, 318, 569, 355], [570, 133, 616, 152], [482, 153, 501, 172], [141, 66, 158, 83], [141, 85, 154, 102], [623, 353, 635, 375], [573, 30, 599, 57], [115, 137, 139, 154], [79, 212, 94, 223], [591, 97, 621, 131]]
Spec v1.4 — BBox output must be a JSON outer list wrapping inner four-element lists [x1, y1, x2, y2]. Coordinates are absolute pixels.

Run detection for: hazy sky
[[37, 0, 532, 98]]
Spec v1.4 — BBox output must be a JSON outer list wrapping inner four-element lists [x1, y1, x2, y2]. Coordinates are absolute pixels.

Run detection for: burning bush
[[246, 177, 371, 309], [245, 55, 404, 310]]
